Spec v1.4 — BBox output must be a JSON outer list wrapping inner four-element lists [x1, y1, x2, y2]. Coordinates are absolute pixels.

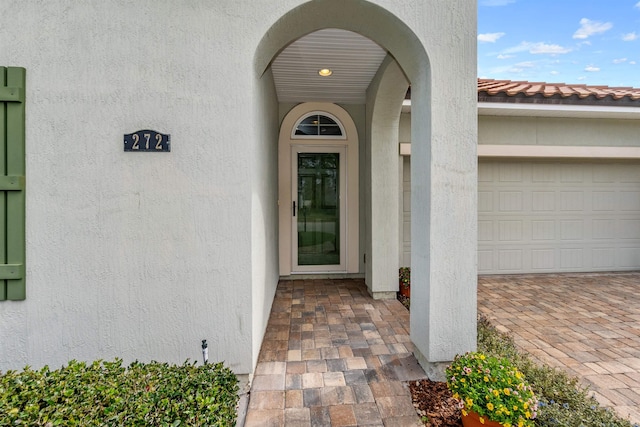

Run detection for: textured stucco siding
[[0, 0, 478, 374], [479, 116, 640, 147], [1, 0, 268, 373]]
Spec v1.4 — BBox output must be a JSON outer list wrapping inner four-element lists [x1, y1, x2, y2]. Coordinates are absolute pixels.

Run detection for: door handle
[[293, 201, 296, 217]]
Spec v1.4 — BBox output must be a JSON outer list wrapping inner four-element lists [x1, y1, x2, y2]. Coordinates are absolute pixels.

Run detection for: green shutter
[[0, 67, 26, 301]]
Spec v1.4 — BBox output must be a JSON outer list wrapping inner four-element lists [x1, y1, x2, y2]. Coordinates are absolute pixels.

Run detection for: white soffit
[[271, 28, 387, 104]]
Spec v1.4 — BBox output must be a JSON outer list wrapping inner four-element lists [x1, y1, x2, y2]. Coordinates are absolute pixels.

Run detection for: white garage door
[[479, 161, 640, 274]]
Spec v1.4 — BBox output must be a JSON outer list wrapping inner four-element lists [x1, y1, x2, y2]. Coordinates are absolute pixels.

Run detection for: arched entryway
[[252, 0, 477, 379], [278, 103, 360, 276]]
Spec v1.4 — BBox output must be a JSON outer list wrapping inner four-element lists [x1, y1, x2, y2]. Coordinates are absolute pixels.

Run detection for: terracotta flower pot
[[399, 281, 410, 298], [461, 410, 503, 427]]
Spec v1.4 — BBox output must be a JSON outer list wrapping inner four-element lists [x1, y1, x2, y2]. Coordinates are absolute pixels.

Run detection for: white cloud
[[480, 0, 516, 6], [613, 58, 628, 64], [550, 71, 559, 75], [631, 61, 637, 65], [507, 61, 536, 73], [478, 32, 506, 43], [622, 32, 637, 41], [573, 18, 613, 39], [496, 54, 514, 59], [578, 76, 587, 81], [503, 41, 571, 55], [585, 65, 600, 72], [636, 1, 640, 8]]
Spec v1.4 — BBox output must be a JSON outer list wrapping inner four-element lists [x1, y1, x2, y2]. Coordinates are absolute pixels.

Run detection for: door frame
[[292, 145, 347, 272], [278, 102, 359, 276]]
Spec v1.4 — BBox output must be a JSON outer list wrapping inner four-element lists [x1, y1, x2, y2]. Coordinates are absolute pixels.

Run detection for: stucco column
[[365, 57, 408, 299], [409, 74, 478, 380]]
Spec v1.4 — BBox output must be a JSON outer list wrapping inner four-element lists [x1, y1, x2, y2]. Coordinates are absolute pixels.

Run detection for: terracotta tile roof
[[478, 78, 640, 106]]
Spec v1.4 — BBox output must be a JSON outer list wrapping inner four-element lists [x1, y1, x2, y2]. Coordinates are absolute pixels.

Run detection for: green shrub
[[478, 317, 633, 427], [0, 359, 239, 426]]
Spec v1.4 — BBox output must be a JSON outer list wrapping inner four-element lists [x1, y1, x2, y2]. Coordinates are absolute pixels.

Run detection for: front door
[[292, 146, 346, 272]]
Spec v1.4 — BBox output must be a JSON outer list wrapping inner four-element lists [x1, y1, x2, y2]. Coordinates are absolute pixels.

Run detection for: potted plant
[[446, 352, 538, 427], [399, 267, 410, 298]]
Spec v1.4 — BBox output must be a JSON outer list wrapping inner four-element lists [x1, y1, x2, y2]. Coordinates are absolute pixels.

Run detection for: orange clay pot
[[461, 411, 503, 427]]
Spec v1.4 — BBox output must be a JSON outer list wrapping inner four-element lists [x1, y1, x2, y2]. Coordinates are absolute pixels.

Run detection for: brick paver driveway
[[479, 272, 640, 424]]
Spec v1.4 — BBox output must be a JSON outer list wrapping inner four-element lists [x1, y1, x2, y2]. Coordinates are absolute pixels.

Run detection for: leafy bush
[[0, 359, 239, 426], [478, 317, 633, 427]]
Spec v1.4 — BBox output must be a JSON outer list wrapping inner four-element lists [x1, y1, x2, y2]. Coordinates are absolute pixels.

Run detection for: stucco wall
[[251, 68, 280, 369], [479, 116, 640, 147], [0, 0, 477, 374]]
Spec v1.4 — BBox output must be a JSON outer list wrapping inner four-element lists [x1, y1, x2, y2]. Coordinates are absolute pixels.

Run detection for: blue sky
[[478, 0, 640, 87]]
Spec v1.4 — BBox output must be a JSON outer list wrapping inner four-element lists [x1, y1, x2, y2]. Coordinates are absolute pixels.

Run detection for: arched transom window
[[292, 112, 346, 139]]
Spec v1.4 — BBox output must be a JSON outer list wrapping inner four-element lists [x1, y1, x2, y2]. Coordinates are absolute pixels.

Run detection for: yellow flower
[[466, 397, 473, 407], [518, 420, 524, 427], [493, 389, 500, 397], [479, 354, 486, 360], [525, 410, 531, 418], [479, 416, 485, 424], [487, 402, 494, 411], [462, 409, 468, 417], [453, 392, 459, 400], [484, 376, 489, 382], [504, 423, 512, 427], [504, 388, 511, 395]]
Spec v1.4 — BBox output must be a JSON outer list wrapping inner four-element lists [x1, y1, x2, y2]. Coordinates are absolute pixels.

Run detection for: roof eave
[[478, 102, 640, 120]]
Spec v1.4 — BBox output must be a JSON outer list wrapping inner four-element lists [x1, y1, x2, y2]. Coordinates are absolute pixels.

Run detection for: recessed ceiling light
[[318, 68, 333, 77]]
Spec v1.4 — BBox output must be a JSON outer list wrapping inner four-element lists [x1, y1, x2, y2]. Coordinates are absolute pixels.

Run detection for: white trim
[[291, 111, 347, 139], [402, 99, 640, 119], [479, 102, 640, 120], [478, 145, 640, 159]]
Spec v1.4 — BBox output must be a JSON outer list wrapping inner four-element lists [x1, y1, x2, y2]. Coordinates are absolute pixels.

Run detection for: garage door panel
[[560, 220, 584, 240], [619, 247, 640, 267], [560, 191, 584, 211], [478, 191, 493, 212], [620, 192, 640, 211], [499, 191, 523, 211], [532, 192, 555, 211], [593, 191, 616, 211], [593, 219, 616, 239], [592, 248, 615, 268], [531, 249, 554, 269], [479, 161, 640, 274], [532, 164, 556, 182], [499, 164, 523, 182], [532, 220, 555, 240], [619, 220, 640, 239]]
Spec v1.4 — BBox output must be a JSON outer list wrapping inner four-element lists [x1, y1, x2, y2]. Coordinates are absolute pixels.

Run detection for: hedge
[[0, 359, 239, 426]]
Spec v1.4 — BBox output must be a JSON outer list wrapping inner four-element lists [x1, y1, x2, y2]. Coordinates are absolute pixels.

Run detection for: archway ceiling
[[271, 28, 387, 104]]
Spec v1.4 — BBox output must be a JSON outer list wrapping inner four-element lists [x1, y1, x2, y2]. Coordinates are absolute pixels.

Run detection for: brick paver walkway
[[479, 272, 640, 425], [246, 273, 640, 426], [244, 279, 426, 427]]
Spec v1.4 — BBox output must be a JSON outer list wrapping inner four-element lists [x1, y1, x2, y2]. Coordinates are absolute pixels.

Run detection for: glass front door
[[292, 146, 346, 272]]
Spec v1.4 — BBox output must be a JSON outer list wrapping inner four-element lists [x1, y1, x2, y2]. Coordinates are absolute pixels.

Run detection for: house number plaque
[[124, 130, 170, 152]]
